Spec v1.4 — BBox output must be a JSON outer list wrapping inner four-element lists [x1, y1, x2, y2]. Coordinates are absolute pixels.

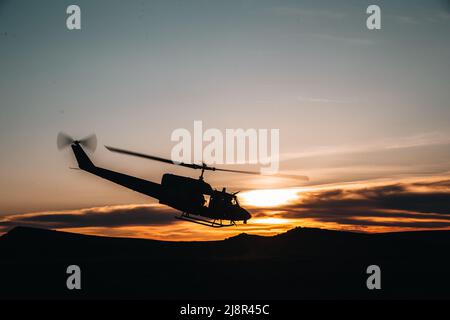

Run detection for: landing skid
[[175, 213, 236, 228]]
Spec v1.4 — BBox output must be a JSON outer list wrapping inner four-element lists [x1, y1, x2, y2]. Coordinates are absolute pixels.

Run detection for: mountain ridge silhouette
[[1, 226, 450, 299]]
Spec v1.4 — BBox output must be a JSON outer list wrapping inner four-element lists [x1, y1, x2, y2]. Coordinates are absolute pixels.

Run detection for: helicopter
[[57, 133, 308, 228]]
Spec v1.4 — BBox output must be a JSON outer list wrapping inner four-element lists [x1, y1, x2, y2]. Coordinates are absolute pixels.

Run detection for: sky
[[1, 0, 450, 240]]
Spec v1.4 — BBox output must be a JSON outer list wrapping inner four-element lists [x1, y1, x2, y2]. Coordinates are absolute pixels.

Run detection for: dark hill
[[1, 226, 450, 299]]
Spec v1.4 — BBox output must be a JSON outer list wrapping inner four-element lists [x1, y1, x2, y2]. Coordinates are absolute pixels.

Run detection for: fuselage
[[158, 174, 251, 222]]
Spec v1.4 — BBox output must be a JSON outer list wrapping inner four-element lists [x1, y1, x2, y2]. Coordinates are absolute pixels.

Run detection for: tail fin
[[71, 143, 95, 171]]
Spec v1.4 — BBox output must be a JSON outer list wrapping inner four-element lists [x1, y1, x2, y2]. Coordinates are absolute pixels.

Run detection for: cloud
[[281, 131, 450, 161], [0, 203, 294, 241], [0, 204, 177, 233], [258, 179, 450, 230], [2, 179, 450, 239], [297, 183, 450, 215], [268, 6, 347, 20], [266, 5, 374, 46], [306, 33, 374, 46], [296, 95, 360, 104], [394, 15, 420, 25]]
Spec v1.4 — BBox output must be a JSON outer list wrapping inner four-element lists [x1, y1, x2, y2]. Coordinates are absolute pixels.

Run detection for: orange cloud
[[2, 177, 450, 240]]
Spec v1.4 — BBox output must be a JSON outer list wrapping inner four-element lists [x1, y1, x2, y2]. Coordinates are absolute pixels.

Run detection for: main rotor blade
[[105, 145, 309, 181], [105, 146, 201, 169], [213, 167, 309, 181]]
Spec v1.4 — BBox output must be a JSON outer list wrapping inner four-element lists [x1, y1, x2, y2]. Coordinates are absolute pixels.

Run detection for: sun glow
[[252, 217, 289, 224], [239, 189, 300, 207]]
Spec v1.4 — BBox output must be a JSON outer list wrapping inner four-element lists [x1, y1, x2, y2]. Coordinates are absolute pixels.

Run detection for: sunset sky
[[1, 0, 450, 240]]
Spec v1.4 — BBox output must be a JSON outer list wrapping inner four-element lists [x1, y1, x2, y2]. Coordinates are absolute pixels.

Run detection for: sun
[[239, 189, 300, 207]]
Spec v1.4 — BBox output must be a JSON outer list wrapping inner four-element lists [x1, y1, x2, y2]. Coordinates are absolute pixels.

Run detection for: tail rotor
[[57, 132, 97, 152]]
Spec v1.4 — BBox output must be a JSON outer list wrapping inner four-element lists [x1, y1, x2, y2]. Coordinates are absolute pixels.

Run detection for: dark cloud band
[[2, 179, 450, 234], [0, 205, 177, 233]]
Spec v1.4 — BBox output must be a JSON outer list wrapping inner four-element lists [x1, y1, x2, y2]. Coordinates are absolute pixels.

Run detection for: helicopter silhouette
[[57, 133, 308, 228]]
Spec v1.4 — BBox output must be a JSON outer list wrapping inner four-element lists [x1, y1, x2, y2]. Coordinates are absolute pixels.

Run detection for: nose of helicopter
[[240, 208, 252, 222]]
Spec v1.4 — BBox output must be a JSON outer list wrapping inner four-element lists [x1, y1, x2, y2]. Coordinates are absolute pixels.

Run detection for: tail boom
[[70, 143, 161, 199]]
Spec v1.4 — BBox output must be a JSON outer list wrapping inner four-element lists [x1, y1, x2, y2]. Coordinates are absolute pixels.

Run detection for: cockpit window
[[204, 194, 211, 207]]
